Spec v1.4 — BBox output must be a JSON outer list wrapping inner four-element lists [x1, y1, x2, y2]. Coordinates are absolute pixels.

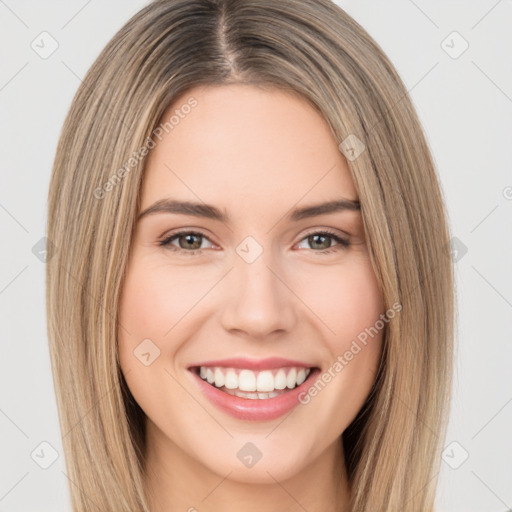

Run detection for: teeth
[[224, 369, 238, 389], [214, 368, 225, 388], [239, 369, 256, 391], [256, 370, 274, 392], [274, 369, 287, 390], [296, 368, 307, 386], [286, 368, 297, 389], [197, 366, 312, 394], [223, 389, 281, 400]]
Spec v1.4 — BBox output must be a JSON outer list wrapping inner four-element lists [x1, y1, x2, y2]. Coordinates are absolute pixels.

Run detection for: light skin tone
[[118, 84, 385, 512]]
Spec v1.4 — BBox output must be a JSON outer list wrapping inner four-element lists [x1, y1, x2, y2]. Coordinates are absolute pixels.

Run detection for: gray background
[[1, 1, 511, 510]]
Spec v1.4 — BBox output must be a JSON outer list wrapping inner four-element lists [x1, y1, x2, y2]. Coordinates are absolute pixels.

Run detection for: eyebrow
[[137, 197, 360, 223]]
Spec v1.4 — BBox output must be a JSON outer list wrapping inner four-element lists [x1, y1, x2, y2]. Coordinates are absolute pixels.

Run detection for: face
[[118, 84, 385, 486]]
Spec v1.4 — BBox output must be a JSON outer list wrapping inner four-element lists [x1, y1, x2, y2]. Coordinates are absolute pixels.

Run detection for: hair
[[46, 0, 455, 510]]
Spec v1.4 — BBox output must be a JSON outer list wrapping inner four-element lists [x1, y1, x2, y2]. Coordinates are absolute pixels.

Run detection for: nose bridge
[[219, 239, 296, 337]]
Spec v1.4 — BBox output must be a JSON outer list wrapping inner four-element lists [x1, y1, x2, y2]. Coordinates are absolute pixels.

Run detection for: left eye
[[159, 230, 350, 254], [296, 231, 350, 252]]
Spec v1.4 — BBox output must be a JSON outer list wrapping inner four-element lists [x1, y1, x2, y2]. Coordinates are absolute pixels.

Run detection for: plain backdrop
[[1, 1, 511, 511]]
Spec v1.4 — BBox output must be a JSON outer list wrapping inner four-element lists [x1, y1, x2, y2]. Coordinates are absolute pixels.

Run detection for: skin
[[118, 84, 385, 512]]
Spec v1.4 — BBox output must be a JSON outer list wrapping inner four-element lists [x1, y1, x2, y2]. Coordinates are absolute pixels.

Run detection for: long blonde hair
[[46, 0, 454, 510]]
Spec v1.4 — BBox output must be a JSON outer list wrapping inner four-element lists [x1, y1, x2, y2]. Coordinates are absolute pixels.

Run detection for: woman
[[46, 0, 454, 510]]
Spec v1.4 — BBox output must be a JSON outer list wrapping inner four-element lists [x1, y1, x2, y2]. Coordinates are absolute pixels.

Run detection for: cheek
[[117, 262, 198, 423], [117, 260, 223, 401], [292, 259, 384, 428], [118, 261, 215, 354], [295, 257, 384, 343], [117, 261, 179, 395]]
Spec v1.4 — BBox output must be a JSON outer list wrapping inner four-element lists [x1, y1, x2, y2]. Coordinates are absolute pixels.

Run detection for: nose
[[219, 250, 297, 340]]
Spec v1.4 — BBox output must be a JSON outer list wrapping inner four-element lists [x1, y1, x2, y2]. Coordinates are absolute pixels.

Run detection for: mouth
[[187, 359, 320, 421], [190, 365, 315, 400]]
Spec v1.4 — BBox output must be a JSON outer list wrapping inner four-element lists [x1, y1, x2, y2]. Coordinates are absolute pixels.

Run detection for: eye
[[158, 229, 350, 256], [159, 230, 214, 254], [296, 230, 350, 255]]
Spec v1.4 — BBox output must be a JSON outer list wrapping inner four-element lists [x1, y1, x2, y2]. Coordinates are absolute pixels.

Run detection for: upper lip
[[188, 357, 316, 371]]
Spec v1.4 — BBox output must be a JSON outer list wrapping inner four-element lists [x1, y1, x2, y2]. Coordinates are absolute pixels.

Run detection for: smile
[[196, 366, 311, 399], [188, 358, 320, 421]]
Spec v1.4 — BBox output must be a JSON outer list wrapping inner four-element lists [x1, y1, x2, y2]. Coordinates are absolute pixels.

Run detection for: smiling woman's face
[[118, 84, 385, 492]]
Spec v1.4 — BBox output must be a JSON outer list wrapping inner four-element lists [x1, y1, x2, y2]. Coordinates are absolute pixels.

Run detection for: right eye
[[159, 230, 215, 255]]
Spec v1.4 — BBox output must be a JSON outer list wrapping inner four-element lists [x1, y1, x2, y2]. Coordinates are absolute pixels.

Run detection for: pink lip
[[189, 366, 320, 421], [188, 357, 314, 371]]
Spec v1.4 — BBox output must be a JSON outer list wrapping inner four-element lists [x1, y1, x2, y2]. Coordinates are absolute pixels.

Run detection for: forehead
[[140, 84, 358, 215]]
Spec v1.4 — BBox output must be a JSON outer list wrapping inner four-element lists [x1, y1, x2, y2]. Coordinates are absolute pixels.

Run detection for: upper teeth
[[198, 366, 311, 392]]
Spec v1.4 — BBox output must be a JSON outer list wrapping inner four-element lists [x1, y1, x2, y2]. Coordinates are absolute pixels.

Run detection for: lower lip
[[190, 368, 320, 421]]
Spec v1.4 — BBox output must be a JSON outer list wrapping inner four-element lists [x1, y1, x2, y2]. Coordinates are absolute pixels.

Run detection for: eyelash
[[158, 229, 350, 256]]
